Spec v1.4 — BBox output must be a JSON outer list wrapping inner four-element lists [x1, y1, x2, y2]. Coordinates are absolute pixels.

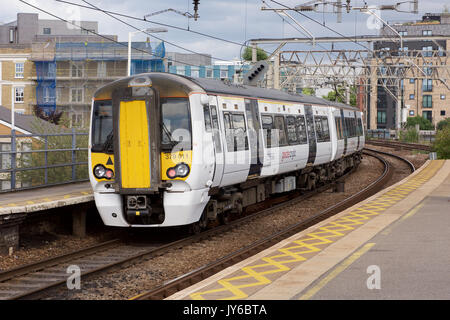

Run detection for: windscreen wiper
[[103, 131, 114, 153]]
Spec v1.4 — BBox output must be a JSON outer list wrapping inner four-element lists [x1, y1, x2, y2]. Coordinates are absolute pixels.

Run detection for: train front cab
[[89, 75, 211, 227]]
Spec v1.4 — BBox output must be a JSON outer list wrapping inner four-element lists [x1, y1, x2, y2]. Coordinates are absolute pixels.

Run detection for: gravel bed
[[47, 154, 389, 300]]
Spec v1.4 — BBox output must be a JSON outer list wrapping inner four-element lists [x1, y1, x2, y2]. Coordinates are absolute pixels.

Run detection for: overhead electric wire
[[54, 0, 246, 48], [18, 0, 201, 67], [54, 0, 277, 59], [79, 0, 231, 62]]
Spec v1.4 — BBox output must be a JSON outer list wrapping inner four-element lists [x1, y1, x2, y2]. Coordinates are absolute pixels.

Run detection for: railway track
[[0, 149, 411, 300], [366, 139, 432, 152], [132, 148, 414, 300]]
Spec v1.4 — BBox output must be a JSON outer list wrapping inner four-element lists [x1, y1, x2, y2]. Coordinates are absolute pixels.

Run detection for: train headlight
[[175, 163, 190, 177], [166, 163, 190, 179], [94, 164, 106, 179], [105, 169, 114, 179]]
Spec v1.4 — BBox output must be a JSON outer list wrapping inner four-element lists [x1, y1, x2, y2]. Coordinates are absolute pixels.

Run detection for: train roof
[[94, 72, 359, 111]]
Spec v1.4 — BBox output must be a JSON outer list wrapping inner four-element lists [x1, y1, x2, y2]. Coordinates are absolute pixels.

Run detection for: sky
[[1, 0, 448, 61]]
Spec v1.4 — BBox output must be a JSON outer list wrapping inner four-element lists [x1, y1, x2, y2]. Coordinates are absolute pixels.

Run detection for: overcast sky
[[2, 0, 448, 61]]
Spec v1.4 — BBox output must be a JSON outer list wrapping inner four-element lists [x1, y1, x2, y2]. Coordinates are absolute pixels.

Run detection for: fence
[[0, 129, 89, 192], [367, 129, 436, 143]]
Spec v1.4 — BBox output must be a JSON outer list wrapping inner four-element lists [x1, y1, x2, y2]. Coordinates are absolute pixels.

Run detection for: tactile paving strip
[[187, 160, 444, 300]]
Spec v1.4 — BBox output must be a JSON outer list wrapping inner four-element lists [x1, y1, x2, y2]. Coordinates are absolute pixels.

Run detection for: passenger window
[[358, 118, 363, 136], [210, 106, 222, 152], [203, 105, 212, 132], [232, 113, 248, 151], [334, 117, 341, 140], [223, 112, 248, 152], [274, 116, 287, 146], [321, 117, 330, 142], [223, 113, 233, 151], [315, 116, 330, 142], [261, 115, 274, 148], [295, 116, 308, 144], [286, 116, 298, 144]]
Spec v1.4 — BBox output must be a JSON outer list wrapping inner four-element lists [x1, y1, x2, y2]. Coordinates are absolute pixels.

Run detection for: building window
[[220, 69, 228, 79], [422, 30, 432, 36], [398, 31, 407, 36], [377, 111, 386, 124], [422, 46, 433, 57], [423, 111, 432, 122], [399, 46, 408, 56], [191, 70, 200, 78], [440, 94, 446, 100], [206, 69, 213, 78], [422, 79, 433, 92], [9, 28, 15, 43], [70, 88, 84, 103], [15, 63, 24, 78], [71, 114, 83, 127], [14, 87, 24, 103], [97, 61, 107, 77], [423, 95, 432, 108], [423, 63, 433, 76], [441, 110, 446, 116], [409, 78, 415, 84], [43, 87, 54, 103], [0, 143, 11, 170], [409, 110, 415, 116], [409, 94, 415, 100], [43, 28, 51, 35], [71, 62, 84, 78]]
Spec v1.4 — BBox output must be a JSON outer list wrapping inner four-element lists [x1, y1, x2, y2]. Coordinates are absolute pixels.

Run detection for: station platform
[[0, 182, 93, 254], [168, 159, 450, 300], [0, 182, 92, 217]]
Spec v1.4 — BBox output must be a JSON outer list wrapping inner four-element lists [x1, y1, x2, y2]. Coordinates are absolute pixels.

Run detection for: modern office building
[[369, 12, 450, 129]]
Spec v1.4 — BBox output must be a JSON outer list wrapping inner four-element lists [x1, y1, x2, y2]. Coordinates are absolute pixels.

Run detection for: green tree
[[436, 117, 450, 131], [322, 86, 356, 106], [17, 117, 89, 187], [405, 116, 433, 130], [302, 87, 315, 96], [433, 126, 450, 159], [399, 127, 419, 143], [242, 46, 268, 61]]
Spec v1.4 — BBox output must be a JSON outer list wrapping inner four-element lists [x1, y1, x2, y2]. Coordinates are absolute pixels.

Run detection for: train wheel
[[220, 212, 230, 225], [189, 222, 202, 235]]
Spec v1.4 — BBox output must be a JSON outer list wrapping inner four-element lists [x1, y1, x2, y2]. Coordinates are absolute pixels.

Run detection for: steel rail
[[2, 149, 412, 300], [366, 140, 432, 152], [0, 155, 360, 300], [132, 149, 414, 300]]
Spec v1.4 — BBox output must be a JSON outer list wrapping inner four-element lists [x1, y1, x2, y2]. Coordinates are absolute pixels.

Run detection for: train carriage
[[89, 72, 364, 228]]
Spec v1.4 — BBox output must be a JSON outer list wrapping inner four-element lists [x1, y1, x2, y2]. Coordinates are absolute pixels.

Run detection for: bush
[[436, 118, 450, 131], [399, 127, 419, 143], [433, 126, 450, 159], [405, 116, 433, 130]]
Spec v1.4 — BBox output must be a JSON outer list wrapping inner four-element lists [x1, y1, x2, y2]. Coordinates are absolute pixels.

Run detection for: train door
[[218, 97, 250, 185], [113, 87, 160, 193], [354, 111, 360, 150], [340, 109, 348, 155], [304, 105, 317, 164], [244, 99, 263, 176], [208, 96, 225, 187]]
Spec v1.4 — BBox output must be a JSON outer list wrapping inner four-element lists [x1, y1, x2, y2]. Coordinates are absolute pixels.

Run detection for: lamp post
[[127, 27, 168, 76]]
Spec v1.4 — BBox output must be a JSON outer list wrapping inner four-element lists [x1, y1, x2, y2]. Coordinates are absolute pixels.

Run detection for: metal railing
[[0, 129, 89, 192]]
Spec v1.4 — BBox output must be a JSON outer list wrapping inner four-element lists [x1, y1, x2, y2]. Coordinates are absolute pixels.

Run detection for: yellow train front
[[89, 73, 211, 227]]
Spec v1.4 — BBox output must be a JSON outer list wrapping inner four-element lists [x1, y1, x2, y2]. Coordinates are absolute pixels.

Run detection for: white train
[[89, 73, 364, 228]]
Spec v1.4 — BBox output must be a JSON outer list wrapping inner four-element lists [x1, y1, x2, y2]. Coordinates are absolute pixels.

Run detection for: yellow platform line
[[188, 160, 444, 300], [299, 243, 376, 300]]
